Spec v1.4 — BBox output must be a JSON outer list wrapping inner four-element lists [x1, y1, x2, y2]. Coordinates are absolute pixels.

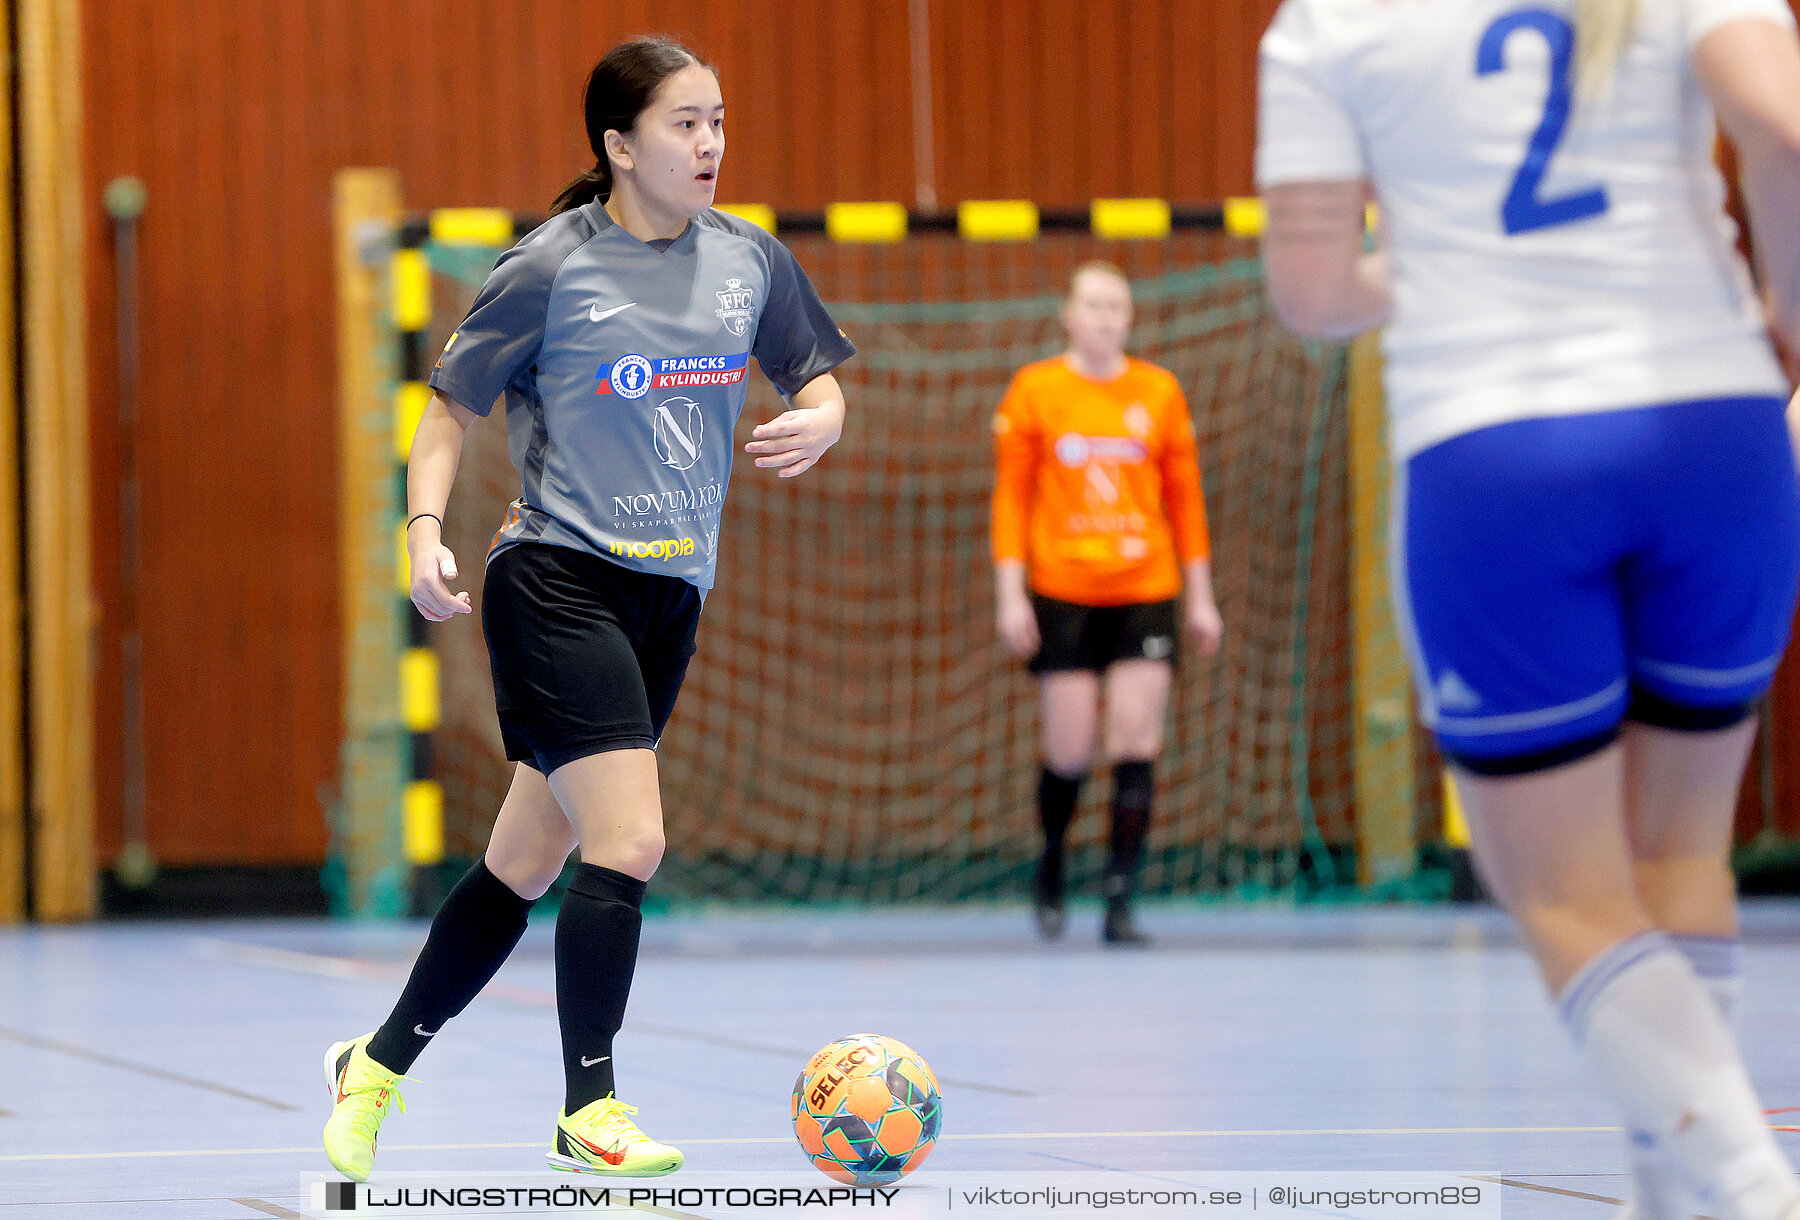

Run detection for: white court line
[[192, 939, 560, 1011], [194, 938, 1032, 1096], [191, 939, 408, 982], [0, 1125, 1625, 1162]]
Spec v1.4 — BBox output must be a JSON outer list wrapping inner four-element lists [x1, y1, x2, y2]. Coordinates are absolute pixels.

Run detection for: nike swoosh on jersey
[[580, 1054, 611, 1067], [590, 301, 636, 323]]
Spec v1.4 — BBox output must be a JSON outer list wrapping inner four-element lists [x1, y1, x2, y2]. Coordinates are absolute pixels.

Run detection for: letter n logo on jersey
[[715, 278, 755, 336], [653, 396, 704, 471]]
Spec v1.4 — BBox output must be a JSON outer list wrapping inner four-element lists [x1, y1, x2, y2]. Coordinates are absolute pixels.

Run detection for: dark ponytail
[[549, 167, 611, 217], [550, 36, 713, 216]]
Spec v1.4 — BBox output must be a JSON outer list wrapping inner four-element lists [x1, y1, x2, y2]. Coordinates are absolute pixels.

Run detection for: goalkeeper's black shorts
[[1027, 592, 1178, 676]]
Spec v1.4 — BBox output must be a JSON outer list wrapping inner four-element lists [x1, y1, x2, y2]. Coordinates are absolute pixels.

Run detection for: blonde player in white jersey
[[1259, 1, 1800, 1217]]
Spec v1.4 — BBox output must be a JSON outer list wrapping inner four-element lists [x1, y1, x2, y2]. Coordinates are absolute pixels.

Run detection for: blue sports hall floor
[[6, 901, 1800, 1217]]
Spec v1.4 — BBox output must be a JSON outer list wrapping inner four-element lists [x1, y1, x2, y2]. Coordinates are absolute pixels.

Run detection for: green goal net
[[400, 225, 1442, 905]]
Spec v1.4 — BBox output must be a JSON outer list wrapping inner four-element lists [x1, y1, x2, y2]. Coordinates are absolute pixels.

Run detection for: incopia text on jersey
[[608, 538, 698, 561]]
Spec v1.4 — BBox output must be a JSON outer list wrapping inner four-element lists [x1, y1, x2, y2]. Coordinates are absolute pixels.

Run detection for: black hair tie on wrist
[[406, 512, 443, 532]]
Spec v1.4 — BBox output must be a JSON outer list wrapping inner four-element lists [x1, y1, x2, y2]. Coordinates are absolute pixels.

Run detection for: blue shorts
[[1395, 395, 1800, 774]]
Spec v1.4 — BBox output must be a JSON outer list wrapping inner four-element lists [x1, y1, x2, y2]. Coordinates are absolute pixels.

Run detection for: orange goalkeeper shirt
[[991, 356, 1210, 607]]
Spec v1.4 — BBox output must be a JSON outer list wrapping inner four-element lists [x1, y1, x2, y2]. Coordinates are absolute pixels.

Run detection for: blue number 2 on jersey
[[1477, 9, 1610, 235]]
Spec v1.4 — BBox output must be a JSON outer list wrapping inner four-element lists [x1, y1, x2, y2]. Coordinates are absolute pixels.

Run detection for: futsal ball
[[792, 1034, 942, 1185]]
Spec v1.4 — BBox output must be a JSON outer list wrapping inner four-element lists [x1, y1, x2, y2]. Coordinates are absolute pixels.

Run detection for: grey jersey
[[429, 203, 855, 589]]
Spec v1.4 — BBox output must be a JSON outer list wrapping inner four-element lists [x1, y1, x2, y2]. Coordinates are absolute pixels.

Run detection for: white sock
[[1626, 935, 1746, 1219], [1673, 934, 1744, 1030], [1561, 932, 1797, 1220]]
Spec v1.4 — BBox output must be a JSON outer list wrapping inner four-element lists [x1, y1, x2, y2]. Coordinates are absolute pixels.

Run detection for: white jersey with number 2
[[1256, 0, 1793, 460]]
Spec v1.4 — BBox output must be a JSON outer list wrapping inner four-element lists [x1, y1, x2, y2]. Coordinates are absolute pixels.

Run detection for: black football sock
[[1103, 760, 1155, 900], [556, 862, 646, 1114], [1037, 767, 1086, 901], [368, 857, 534, 1074]]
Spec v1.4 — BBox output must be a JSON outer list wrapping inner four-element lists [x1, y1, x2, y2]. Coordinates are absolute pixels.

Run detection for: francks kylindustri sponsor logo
[[1053, 432, 1149, 468], [595, 352, 748, 397]]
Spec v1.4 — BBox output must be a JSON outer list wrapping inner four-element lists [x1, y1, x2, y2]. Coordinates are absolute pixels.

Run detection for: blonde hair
[[1574, 0, 1639, 100], [1068, 260, 1130, 297]]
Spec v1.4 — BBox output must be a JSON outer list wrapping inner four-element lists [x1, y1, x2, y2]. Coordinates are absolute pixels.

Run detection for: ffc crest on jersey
[[715, 277, 755, 336]]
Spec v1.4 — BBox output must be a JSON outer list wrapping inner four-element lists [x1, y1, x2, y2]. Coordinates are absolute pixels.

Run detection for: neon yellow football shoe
[[547, 1096, 683, 1177], [322, 1033, 409, 1182]]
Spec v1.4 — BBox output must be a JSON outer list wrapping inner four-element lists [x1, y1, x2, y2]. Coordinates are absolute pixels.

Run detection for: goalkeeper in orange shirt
[[992, 260, 1223, 946]]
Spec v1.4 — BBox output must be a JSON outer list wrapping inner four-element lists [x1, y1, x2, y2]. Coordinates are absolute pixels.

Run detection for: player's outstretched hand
[[997, 594, 1040, 658], [1185, 596, 1223, 657], [410, 539, 472, 622], [746, 400, 844, 478]]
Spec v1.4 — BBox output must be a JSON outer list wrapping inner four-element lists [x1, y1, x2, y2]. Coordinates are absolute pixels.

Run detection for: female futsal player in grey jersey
[[320, 37, 855, 1182]]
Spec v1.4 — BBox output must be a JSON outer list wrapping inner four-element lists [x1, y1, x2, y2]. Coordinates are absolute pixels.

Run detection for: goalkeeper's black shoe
[[1102, 896, 1151, 948], [1032, 857, 1066, 941]]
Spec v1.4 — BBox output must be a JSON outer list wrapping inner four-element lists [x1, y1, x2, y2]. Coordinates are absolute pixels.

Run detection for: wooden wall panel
[[0, 0, 22, 922], [27, 0, 94, 916], [932, 0, 1283, 207]]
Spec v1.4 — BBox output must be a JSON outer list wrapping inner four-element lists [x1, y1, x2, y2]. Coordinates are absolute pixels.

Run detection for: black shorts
[[482, 542, 702, 773], [1028, 593, 1179, 675]]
